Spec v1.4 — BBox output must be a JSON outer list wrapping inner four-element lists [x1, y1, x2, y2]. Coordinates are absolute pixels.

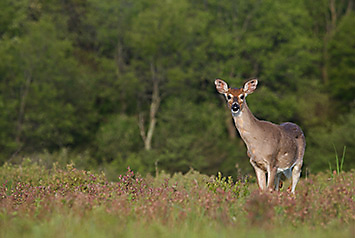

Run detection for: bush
[[306, 111, 355, 173], [0, 162, 353, 238]]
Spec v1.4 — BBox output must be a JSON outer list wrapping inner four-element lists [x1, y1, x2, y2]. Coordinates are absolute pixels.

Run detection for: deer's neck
[[232, 102, 259, 138]]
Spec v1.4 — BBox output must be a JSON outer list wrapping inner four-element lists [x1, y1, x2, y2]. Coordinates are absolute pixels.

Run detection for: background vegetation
[[0, 0, 354, 178]]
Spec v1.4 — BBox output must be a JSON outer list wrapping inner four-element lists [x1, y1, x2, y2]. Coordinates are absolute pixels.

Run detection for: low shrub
[[0, 161, 353, 238]]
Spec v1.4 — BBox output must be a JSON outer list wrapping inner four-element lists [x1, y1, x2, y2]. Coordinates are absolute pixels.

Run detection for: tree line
[[0, 0, 354, 178]]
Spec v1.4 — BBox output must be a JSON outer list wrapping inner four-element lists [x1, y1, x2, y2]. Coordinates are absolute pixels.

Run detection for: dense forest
[[0, 0, 354, 179]]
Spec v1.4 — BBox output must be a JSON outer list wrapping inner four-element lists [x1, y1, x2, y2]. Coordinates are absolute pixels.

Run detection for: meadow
[[0, 160, 354, 238], [1, 1, 354, 237]]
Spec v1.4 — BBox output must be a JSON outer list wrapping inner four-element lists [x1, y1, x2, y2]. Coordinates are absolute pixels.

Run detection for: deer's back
[[280, 122, 304, 140], [247, 121, 305, 170]]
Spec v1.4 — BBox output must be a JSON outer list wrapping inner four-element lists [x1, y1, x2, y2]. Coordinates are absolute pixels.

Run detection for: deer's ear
[[243, 79, 258, 95], [215, 79, 229, 94]]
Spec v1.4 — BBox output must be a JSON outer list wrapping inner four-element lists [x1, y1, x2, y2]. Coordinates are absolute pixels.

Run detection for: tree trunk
[[15, 71, 32, 144], [145, 75, 160, 150], [115, 43, 125, 73], [138, 62, 161, 151], [322, 0, 338, 84], [345, 0, 353, 15]]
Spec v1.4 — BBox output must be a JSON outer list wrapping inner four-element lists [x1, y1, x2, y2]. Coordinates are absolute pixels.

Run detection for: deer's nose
[[231, 103, 240, 112]]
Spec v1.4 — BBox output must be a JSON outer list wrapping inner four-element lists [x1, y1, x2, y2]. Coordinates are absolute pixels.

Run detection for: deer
[[215, 78, 306, 193]]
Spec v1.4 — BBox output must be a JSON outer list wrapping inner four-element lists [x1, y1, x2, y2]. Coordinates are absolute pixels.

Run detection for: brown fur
[[215, 79, 306, 193]]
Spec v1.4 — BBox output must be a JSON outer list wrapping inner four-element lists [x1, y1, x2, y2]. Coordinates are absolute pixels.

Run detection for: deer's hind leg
[[290, 138, 305, 193], [275, 173, 282, 191], [290, 162, 302, 193]]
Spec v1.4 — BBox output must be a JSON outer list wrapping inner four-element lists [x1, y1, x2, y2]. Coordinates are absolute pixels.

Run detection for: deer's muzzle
[[231, 102, 240, 113]]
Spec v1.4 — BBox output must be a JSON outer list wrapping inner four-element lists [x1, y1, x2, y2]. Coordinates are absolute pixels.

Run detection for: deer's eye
[[227, 94, 232, 100], [239, 94, 244, 100]]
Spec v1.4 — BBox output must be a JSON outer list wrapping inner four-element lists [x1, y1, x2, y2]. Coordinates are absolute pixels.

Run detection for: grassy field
[[0, 161, 354, 238]]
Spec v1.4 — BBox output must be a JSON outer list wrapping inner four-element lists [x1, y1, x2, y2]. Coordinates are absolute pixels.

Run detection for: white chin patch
[[231, 110, 241, 117]]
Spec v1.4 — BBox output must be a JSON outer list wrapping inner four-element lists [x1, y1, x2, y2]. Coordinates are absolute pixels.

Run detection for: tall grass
[[0, 161, 354, 238], [329, 145, 347, 176]]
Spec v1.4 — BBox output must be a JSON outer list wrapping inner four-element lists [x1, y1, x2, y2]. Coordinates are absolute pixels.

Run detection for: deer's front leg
[[250, 160, 266, 190], [267, 166, 277, 191], [274, 173, 281, 191]]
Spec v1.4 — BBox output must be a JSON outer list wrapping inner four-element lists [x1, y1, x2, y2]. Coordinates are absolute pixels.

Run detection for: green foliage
[[0, 16, 97, 154], [0, 163, 353, 238], [95, 114, 142, 160], [207, 172, 250, 198], [153, 98, 226, 173], [306, 111, 355, 172], [0, 159, 106, 190], [27, 148, 97, 170], [0, 0, 353, 175], [329, 146, 346, 177], [0, 0, 27, 38], [327, 13, 355, 111]]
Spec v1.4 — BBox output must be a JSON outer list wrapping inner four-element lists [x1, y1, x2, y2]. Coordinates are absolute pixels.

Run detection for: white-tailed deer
[[215, 79, 306, 193]]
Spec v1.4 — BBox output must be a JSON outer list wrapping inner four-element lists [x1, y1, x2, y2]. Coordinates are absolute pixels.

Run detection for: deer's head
[[215, 78, 258, 117]]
